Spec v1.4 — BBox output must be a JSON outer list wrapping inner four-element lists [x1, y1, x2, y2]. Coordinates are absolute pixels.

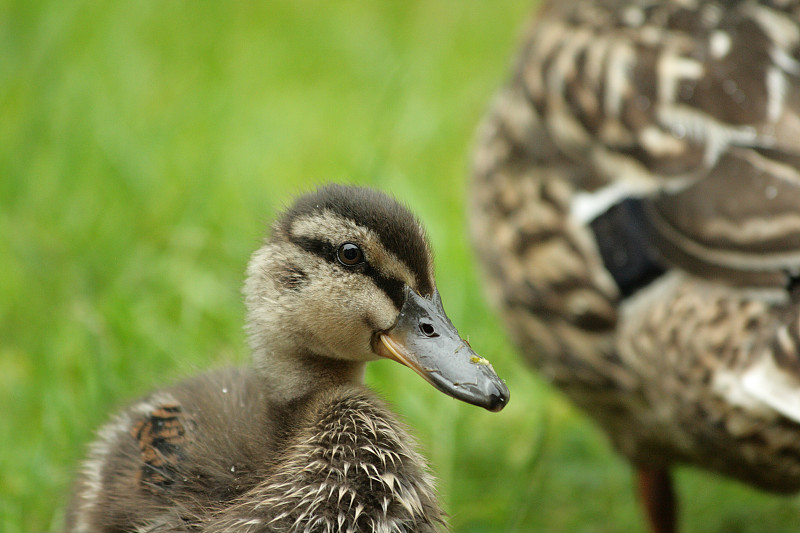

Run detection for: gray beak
[[373, 286, 509, 412]]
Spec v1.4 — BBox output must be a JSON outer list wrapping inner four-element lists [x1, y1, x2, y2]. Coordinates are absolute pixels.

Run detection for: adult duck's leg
[[636, 466, 676, 533]]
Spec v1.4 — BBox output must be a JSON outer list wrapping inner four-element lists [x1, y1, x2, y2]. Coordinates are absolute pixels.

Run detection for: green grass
[[2, 1, 800, 531]]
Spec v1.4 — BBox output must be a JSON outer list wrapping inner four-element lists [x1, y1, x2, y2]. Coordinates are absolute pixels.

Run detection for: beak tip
[[485, 384, 510, 412], [379, 287, 511, 412]]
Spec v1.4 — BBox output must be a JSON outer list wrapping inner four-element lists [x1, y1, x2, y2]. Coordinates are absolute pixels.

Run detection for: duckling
[[470, 1, 800, 532], [65, 184, 509, 533]]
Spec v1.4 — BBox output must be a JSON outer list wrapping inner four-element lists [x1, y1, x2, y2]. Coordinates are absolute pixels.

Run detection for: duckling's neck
[[254, 345, 367, 404]]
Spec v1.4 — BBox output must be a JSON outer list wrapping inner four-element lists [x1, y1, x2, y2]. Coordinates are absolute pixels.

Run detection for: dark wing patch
[[590, 197, 667, 298], [131, 403, 193, 492]]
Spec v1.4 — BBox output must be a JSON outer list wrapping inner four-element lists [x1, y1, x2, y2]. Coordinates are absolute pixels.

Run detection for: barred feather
[[470, 0, 800, 516]]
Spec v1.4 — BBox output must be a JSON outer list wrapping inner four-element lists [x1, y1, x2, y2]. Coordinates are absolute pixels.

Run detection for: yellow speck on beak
[[470, 355, 490, 365]]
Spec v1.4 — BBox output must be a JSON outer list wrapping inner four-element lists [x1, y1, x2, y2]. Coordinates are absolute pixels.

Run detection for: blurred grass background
[[2, 1, 800, 532]]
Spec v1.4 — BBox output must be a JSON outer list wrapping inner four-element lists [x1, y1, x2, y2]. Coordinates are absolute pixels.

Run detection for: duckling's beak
[[373, 286, 509, 412]]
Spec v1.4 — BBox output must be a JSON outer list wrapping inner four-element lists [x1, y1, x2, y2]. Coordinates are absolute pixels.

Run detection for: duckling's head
[[245, 184, 508, 412]]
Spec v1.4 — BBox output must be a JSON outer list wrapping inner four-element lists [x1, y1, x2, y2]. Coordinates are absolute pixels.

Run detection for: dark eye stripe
[[292, 236, 335, 259], [368, 273, 404, 309], [290, 235, 405, 309], [280, 185, 434, 296]]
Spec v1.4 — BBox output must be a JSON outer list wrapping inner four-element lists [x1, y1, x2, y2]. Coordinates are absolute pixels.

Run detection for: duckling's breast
[[202, 386, 444, 532]]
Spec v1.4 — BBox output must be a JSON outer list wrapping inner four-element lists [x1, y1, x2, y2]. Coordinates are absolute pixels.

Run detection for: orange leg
[[636, 466, 677, 533]]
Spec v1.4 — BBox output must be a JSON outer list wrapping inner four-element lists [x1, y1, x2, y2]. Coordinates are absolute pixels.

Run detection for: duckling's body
[[66, 185, 508, 532], [471, 1, 800, 531], [67, 369, 440, 532]]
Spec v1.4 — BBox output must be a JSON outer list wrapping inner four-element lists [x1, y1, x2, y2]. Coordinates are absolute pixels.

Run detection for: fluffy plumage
[[66, 184, 507, 532], [470, 1, 800, 532]]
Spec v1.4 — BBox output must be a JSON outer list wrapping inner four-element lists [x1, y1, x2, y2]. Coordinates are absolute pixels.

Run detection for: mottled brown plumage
[[470, 1, 800, 531], [66, 185, 508, 532]]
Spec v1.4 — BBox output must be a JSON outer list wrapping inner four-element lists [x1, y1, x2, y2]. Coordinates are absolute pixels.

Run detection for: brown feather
[[471, 0, 800, 530]]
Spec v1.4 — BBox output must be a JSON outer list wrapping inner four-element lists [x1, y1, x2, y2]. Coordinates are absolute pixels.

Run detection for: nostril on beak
[[419, 322, 438, 337]]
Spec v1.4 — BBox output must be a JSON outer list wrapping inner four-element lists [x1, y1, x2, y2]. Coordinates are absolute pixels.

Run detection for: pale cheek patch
[[358, 282, 399, 332], [326, 272, 398, 329], [298, 268, 399, 361]]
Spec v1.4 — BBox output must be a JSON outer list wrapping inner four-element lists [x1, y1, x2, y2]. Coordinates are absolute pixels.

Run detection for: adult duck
[[470, 1, 800, 531]]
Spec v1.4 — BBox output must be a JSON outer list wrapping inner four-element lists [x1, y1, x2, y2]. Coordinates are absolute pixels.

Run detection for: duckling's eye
[[337, 243, 365, 266]]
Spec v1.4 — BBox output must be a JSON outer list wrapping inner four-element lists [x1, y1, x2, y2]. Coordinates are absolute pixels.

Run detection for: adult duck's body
[[66, 185, 508, 533], [470, 1, 800, 532]]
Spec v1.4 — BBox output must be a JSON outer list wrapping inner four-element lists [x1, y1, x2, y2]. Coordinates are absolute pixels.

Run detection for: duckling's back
[[65, 368, 443, 532]]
